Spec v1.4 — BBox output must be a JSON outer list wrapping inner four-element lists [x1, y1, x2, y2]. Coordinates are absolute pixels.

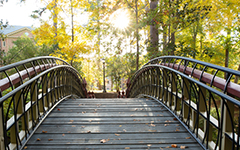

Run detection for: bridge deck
[[25, 98, 203, 150]]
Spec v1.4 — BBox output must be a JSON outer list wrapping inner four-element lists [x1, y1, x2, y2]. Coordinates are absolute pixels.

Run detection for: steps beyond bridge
[[25, 98, 203, 150]]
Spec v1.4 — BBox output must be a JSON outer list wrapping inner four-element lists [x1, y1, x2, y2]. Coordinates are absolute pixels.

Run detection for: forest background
[[0, 0, 240, 91]]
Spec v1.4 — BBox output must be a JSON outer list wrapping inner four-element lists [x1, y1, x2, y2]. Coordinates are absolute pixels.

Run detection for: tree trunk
[[149, 0, 159, 59], [234, 64, 240, 83], [224, 29, 231, 79], [70, 0, 74, 43], [163, 25, 167, 55], [53, 0, 57, 49], [170, 32, 175, 55], [135, 0, 139, 71]]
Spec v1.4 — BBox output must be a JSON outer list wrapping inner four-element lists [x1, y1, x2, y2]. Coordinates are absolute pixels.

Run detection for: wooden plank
[[25, 98, 203, 150]]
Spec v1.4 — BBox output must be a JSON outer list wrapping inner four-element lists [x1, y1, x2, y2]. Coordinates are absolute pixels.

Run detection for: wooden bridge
[[0, 56, 240, 150], [25, 98, 202, 149]]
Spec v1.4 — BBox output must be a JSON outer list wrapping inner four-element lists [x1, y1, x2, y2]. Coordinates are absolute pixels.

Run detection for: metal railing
[[127, 56, 240, 150], [0, 56, 87, 150]]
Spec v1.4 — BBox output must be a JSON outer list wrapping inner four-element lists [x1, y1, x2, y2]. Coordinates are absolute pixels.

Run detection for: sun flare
[[111, 9, 130, 30]]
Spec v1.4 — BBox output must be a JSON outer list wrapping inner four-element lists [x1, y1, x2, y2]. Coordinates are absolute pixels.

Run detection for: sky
[[0, 0, 45, 27]]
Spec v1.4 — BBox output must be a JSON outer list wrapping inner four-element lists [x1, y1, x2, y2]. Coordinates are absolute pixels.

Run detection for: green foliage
[[3, 37, 54, 65]]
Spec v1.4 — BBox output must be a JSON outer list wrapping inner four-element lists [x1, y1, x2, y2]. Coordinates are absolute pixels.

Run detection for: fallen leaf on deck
[[100, 139, 106, 143], [125, 147, 130, 149], [147, 144, 152, 147], [68, 131, 71, 133], [87, 130, 91, 133], [148, 129, 157, 132], [115, 133, 120, 136], [36, 138, 41, 141], [150, 124, 156, 127], [180, 145, 187, 149], [133, 119, 137, 121], [123, 129, 127, 132], [100, 138, 110, 143], [57, 108, 60, 111], [173, 118, 177, 120], [79, 104, 82, 106], [176, 129, 180, 131], [185, 137, 191, 139], [24, 146, 27, 149], [130, 115, 135, 117], [70, 120, 74, 122], [135, 108, 138, 111], [164, 124, 169, 127], [165, 120, 171, 123], [72, 125, 76, 127], [48, 139, 53, 141], [119, 125, 122, 127], [62, 134, 65, 136], [81, 126, 85, 128], [171, 144, 177, 148], [42, 130, 47, 133]]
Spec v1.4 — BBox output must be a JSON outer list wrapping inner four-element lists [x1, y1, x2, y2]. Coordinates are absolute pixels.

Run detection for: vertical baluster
[[221, 100, 235, 150]]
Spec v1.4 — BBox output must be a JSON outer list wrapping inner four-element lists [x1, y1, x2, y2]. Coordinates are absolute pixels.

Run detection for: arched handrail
[[127, 63, 240, 150], [0, 56, 70, 95], [0, 57, 87, 150], [143, 56, 240, 99]]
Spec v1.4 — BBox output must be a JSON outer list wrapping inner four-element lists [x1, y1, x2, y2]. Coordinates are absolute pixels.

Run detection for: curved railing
[[144, 56, 240, 99], [0, 56, 87, 150], [127, 56, 240, 150]]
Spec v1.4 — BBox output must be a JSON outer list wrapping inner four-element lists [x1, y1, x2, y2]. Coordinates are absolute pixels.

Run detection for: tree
[[2, 37, 54, 65]]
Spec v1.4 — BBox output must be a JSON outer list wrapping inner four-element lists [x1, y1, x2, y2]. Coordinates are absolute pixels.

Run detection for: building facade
[[0, 25, 33, 53]]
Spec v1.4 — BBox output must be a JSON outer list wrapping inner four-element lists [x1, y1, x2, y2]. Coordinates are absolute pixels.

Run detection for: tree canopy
[[1, 0, 240, 90]]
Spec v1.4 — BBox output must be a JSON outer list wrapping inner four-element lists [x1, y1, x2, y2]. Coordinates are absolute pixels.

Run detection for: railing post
[[146, 70, 150, 95], [182, 77, 190, 122], [10, 83, 24, 146], [31, 80, 38, 125], [156, 68, 160, 100], [168, 72, 176, 109], [199, 86, 214, 146], [162, 69, 168, 105], [221, 100, 235, 150], [171, 73, 180, 112], [152, 68, 156, 97], [0, 106, 4, 150]]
